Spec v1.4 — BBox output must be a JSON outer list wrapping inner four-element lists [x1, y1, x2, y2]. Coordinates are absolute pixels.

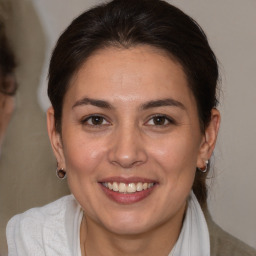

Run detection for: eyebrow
[[72, 97, 112, 109], [140, 98, 185, 110], [72, 97, 185, 110]]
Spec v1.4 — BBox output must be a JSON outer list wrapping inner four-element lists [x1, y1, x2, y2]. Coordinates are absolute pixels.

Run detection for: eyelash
[[145, 115, 176, 127], [80, 114, 176, 128], [80, 115, 111, 127]]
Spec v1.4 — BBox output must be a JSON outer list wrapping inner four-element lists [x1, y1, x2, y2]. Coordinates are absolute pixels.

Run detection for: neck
[[80, 204, 186, 256]]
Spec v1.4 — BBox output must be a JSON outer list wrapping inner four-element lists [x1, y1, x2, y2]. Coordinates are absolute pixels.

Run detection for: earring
[[56, 167, 67, 179], [197, 160, 209, 173]]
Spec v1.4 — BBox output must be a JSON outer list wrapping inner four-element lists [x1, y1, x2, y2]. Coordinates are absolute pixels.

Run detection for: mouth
[[101, 182, 155, 193], [99, 178, 158, 204]]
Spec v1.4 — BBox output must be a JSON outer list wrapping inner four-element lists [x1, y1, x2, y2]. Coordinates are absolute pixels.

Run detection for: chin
[[105, 220, 151, 236], [97, 209, 160, 236]]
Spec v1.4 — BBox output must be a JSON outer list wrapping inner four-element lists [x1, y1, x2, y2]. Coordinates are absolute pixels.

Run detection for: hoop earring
[[197, 160, 209, 173], [56, 168, 67, 179]]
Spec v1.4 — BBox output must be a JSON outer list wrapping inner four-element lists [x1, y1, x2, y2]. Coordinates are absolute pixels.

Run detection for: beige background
[[0, 0, 255, 254]]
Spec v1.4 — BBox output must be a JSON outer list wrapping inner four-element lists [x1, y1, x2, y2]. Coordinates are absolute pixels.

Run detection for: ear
[[197, 109, 221, 168], [47, 107, 66, 169]]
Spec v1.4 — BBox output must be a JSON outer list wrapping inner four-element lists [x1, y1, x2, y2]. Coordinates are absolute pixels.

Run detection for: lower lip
[[100, 184, 156, 205]]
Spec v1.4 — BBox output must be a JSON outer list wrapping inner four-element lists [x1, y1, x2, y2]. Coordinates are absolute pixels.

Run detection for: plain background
[[0, 0, 255, 254]]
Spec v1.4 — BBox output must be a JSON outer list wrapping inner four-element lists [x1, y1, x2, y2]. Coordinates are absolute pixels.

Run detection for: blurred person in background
[[0, 21, 16, 155], [0, 1, 70, 254]]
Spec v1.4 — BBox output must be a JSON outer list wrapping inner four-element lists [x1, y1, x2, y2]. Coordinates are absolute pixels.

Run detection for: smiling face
[[48, 45, 219, 236]]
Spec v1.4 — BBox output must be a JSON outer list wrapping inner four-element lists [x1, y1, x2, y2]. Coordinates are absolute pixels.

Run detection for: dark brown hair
[[48, 0, 219, 207], [0, 21, 16, 95]]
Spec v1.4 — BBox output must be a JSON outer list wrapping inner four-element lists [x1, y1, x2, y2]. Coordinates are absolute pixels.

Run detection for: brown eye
[[152, 116, 167, 125], [146, 115, 175, 126], [82, 115, 109, 126], [91, 116, 104, 125]]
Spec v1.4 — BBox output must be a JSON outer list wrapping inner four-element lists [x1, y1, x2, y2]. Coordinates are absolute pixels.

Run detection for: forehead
[[66, 45, 195, 107]]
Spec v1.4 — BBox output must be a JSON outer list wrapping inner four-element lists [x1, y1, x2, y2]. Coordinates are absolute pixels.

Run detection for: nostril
[[109, 152, 148, 168], [107, 130, 148, 167]]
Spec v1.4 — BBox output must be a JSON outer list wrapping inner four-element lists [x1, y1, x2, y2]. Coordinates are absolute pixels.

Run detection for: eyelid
[[145, 114, 176, 126], [81, 114, 111, 126]]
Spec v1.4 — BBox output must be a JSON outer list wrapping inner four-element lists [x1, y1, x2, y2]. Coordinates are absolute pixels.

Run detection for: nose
[[108, 125, 147, 168]]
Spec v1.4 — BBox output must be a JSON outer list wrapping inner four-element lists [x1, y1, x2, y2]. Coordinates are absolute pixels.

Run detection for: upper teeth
[[102, 182, 154, 193]]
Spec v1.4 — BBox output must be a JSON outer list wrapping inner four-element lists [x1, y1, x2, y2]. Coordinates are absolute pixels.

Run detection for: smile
[[99, 179, 157, 204], [102, 182, 155, 193]]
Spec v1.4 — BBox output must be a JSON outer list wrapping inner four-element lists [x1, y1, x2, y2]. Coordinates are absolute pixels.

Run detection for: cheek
[[0, 96, 15, 141], [62, 133, 107, 176], [148, 132, 200, 180], [152, 135, 199, 163]]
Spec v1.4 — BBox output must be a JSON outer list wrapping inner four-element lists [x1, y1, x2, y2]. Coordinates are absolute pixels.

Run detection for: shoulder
[[7, 195, 81, 256], [205, 210, 256, 256], [7, 195, 77, 229]]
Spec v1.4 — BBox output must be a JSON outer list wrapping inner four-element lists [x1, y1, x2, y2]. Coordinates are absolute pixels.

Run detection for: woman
[[6, 0, 256, 255], [0, 21, 16, 155]]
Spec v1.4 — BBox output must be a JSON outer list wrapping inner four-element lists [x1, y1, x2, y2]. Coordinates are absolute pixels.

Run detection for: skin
[[0, 73, 15, 153], [47, 45, 220, 256]]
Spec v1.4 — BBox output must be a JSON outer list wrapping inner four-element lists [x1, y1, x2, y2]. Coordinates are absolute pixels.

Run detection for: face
[[48, 45, 219, 235], [0, 73, 15, 153]]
